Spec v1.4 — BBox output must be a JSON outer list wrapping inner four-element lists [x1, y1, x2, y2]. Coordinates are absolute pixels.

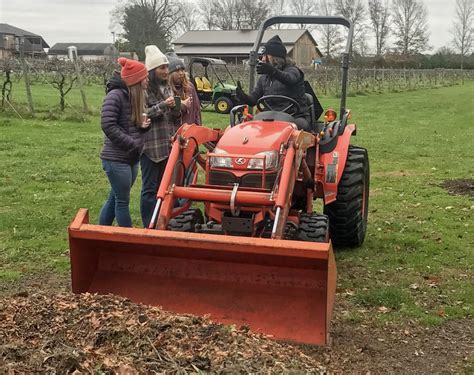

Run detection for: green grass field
[[0, 82, 473, 327]]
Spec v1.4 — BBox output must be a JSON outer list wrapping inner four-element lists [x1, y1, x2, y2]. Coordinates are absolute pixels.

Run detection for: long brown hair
[[169, 70, 192, 99], [128, 82, 146, 127]]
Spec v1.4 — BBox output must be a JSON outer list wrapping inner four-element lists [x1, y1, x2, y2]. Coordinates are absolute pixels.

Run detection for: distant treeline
[[322, 51, 474, 70]]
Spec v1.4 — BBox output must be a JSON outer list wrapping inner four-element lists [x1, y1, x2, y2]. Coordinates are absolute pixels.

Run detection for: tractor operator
[[236, 35, 311, 131]]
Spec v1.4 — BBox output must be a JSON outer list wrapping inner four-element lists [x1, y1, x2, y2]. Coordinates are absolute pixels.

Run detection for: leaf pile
[[0, 292, 325, 373]]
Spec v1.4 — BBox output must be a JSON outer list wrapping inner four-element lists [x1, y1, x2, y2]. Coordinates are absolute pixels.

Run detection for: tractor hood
[[215, 83, 237, 92], [217, 121, 296, 154]]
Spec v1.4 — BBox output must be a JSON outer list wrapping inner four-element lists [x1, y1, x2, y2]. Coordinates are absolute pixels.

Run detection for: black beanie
[[262, 35, 287, 58]]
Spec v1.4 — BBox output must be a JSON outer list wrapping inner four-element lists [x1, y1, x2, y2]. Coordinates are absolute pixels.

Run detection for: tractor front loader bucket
[[69, 208, 337, 345]]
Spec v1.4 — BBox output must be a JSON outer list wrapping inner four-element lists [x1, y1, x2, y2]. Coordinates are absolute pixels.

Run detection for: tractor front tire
[[324, 145, 369, 248], [295, 213, 330, 243], [214, 96, 233, 114], [168, 208, 204, 232]]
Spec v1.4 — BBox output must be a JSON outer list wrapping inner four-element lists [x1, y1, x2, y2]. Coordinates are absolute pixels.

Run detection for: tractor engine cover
[[218, 121, 295, 154]]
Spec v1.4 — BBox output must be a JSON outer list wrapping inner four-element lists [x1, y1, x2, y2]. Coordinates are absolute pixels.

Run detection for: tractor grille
[[241, 173, 277, 189], [209, 170, 236, 186], [209, 170, 277, 189]]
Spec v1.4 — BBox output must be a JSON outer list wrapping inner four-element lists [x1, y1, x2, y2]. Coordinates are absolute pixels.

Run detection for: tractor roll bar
[[249, 16, 354, 119]]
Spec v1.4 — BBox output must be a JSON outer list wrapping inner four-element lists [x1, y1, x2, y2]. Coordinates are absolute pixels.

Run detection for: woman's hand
[[141, 113, 151, 128], [182, 96, 192, 109], [164, 96, 176, 108]]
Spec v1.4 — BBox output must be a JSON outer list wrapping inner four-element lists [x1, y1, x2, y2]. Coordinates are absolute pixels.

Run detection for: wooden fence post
[[20, 38, 34, 116], [71, 47, 89, 114]]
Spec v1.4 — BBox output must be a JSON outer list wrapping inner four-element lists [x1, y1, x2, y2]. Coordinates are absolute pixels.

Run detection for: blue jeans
[[99, 159, 139, 227], [140, 154, 168, 228]]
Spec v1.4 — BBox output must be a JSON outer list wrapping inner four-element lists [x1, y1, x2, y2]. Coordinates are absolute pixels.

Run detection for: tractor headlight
[[209, 147, 232, 168], [247, 151, 279, 170]]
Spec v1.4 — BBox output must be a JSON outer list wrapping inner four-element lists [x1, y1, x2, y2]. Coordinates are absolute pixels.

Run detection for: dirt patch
[[304, 315, 473, 373], [441, 179, 474, 197], [0, 273, 69, 298], [1, 291, 472, 373]]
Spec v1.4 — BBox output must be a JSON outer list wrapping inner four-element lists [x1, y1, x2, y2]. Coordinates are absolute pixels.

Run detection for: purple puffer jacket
[[99, 75, 146, 164]]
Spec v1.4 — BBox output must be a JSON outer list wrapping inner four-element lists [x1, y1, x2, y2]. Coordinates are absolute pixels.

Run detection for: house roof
[[173, 29, 318, 47], [49, 43, 116, 56], [175, 44, 295, 56], [0, 23, 49, 48]]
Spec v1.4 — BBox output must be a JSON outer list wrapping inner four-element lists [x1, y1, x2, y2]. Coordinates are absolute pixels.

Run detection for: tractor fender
[[319, 124, 356, 205]]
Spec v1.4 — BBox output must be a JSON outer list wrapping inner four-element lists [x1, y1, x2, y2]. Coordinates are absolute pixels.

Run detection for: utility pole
[[19, 37, 35, 116], [70, 46, 88, 114], [111, 31, 118, 60]]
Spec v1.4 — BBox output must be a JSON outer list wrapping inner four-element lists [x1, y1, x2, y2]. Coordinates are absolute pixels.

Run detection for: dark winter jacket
[[99, 74, 147, 164], [247, 65, 308, 118]]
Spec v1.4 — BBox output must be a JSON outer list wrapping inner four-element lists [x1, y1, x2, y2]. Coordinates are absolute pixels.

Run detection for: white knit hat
[[145, 45, 169, 71]]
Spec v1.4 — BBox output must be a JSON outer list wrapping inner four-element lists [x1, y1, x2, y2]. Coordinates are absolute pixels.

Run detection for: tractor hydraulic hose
[[271, 207, 281, 238], [148, 198, 162, 229]]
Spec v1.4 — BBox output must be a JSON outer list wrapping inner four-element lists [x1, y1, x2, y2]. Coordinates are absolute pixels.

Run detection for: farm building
[[48, 43, 118, 61], [173, 29, 322, 67], [0, 23, 49, 59]]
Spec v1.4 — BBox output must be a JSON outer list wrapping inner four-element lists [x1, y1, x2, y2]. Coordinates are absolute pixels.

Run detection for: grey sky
[[0, 0, 458, 52]]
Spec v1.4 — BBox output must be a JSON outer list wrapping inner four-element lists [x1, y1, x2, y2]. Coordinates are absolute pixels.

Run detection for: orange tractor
[[69, 16, 369, 345]]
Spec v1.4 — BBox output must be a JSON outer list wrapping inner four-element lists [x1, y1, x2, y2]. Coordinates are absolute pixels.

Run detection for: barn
[[173, 29, 322, 67]]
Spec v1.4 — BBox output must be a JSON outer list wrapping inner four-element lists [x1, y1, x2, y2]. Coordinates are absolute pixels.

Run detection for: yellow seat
[[201, 76, 213, 92], [195, 76, 204, 91]]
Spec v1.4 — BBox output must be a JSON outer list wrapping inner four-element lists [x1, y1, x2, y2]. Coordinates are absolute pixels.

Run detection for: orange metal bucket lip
[[69, 208, 330, 260]]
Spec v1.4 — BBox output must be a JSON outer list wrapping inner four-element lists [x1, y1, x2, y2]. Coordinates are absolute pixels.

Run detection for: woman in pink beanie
[[98, 57, 150, 227]]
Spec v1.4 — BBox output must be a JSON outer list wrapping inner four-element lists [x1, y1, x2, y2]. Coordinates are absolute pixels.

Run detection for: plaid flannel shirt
[[143, 84, 181, 163]]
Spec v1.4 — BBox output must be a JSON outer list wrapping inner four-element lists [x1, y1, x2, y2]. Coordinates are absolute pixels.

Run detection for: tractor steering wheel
[[256, 95, 300, 117]]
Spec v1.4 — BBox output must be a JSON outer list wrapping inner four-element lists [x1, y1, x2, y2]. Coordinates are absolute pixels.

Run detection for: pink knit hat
[[117, 57, 148, 86]]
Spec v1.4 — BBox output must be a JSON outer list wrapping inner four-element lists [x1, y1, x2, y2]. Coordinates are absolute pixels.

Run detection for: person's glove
[[256, 61, 276, 76], [236, 81, 249, 104]]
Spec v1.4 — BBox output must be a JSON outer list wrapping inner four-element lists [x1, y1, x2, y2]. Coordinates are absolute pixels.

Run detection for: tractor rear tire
[[214, 96, 233, 114], [168, 208, 204, 232], [295, 213, 330, 243], [324, 145, 369, 248]]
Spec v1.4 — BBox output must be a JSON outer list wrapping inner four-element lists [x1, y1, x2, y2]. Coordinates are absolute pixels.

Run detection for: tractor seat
[[305, 93, 316, 126], [201, 76, 213, 92]]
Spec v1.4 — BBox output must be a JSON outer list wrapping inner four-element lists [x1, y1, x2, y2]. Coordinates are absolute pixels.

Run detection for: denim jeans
[[99, 159, 139, 227], [140, 154, 168, 228]]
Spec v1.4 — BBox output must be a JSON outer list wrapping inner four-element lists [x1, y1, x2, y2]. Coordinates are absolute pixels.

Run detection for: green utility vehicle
[[189, 57, 238, 114]]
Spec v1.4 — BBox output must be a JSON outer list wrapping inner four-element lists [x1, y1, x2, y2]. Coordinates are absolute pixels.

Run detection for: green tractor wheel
[[214, 96, 233, 114]]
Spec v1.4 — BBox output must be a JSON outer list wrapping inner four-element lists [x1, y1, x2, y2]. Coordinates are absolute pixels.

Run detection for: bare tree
[[452, 0, 474, 69], [175, 0, 201, 35], [238, 0, 272, 29], [334, 0, 368, 55], [270, 0, 288, 28], [209, 0, 238, 30], [288, 0, 319, 29], [317, 0, 344, 57], [392, 0, 430, 58], [198, 0, 214, 29], [201, 0, 270, 30], [368, 0, 391, 56]]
